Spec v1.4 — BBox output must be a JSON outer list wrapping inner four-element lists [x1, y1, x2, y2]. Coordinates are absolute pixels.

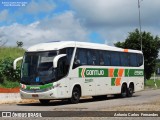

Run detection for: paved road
[[0, 89, 160, 112], [1, 89, 160, 119]]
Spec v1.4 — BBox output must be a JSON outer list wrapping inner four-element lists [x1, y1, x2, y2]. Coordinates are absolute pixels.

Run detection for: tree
[[16, 41, 23, 47], [114, 29, 160, 79]]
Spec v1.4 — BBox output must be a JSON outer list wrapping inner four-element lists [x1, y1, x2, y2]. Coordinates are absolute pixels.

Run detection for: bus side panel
[[68, 67, 96, 97], [95, 77, 111, 95], [132, 77, 144, 92]]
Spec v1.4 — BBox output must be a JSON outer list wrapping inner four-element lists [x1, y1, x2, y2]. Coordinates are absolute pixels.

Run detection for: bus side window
[[73, 48, 87, 69], [110, 52, 120, 66], [57, 57, 67, 79], [87, 49, 99, 65], [87, 49, 93, 65], [129, 53, 138, 67], [120, 53, 129, 66], [137, 54, 143, 66], [92, 50, 99, 65], [103, 51, 111, 66], [66, 48, 74, 64], [99, 51, 105, 65]]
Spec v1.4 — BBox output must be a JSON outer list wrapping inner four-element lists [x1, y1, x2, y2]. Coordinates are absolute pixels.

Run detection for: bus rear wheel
[[39, 99, 50, 104], [69, 87, 80, 104], [127, 84, 134, 97]]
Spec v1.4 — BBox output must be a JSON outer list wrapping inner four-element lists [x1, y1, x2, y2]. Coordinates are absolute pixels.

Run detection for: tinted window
[[66, 48, 74, 64], [99, 51, 110, 66], [73, 48, 87, 69], [73, 48, 143, 68], [130, 53, 137, 67], [86, 49, 99, 65], [137, 54, 143, 66], [57, 57, 68, 79], [87, 49, 93, 65], [99, 51, 105, 65], [111, 52, 120, 66], [120, 53, 129, 66], [78, 49, 87, 65]]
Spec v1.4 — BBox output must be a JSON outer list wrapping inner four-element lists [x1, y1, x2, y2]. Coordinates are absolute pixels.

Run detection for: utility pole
[[138, 0, 142, 51]]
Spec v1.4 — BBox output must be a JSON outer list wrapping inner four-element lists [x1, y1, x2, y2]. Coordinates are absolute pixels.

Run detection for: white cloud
[[69, 0, 160, 44], [0, 10, 8, 22], [70, 0, 138, 27], [70, 0, 160, 27], [25, 0, 56, 14], [0, 11, 88, 48]]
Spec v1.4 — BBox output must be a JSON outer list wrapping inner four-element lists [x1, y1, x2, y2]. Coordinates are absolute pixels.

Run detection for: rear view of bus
[[14, 41, 144, 104]]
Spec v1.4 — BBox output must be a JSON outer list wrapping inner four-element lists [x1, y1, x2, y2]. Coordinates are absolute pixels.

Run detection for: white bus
[[14, 41, 144, 104]]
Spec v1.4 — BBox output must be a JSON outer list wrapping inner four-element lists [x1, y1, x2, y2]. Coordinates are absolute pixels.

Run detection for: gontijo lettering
[[79, 68, 108, 77], [86, 70, 104, 76]]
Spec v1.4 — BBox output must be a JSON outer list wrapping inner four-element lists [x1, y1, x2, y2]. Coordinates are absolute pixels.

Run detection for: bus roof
[[27, 41, 142, 54]]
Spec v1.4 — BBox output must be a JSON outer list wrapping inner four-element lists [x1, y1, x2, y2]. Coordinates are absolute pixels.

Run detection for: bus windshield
[[21, 51, 58, 85]]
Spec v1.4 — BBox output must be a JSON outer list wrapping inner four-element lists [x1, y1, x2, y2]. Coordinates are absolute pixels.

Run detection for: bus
[[14, 41, 144, 104]]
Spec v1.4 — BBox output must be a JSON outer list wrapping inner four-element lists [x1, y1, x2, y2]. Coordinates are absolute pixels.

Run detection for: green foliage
[[0, 57, 21, 83], [0, 79, 20, 88], [115, 29, 160, 79], [0, 47, 25, 87]]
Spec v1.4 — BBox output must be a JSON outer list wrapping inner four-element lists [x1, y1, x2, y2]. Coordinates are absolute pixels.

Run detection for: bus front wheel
[[69, 87, 80, 104]]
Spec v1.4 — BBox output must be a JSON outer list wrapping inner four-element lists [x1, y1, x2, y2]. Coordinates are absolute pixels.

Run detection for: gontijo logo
[[79, 68, 108, 77]]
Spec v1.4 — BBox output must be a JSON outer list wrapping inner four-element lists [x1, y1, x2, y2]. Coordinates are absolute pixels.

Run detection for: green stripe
[[128, 69, 144, 77], [125, 69, 129, 76], [79, 68, 83, 77], [26, 83, 53, 90], [111, 78, 116, 86], [114, 69, 118, 77]]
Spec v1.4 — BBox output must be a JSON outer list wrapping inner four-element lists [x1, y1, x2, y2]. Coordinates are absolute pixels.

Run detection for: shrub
[[0, 57, 21, 83]]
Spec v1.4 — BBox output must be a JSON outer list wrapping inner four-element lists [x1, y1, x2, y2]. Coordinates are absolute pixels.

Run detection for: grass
[[0, 47, 25, 60], [145, 79, 160, 88], [0, 79, 20, 88]]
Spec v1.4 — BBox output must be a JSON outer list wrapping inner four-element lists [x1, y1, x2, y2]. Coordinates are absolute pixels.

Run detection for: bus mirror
[[13, 56, 23, 70], [53, 54, 67, 68]]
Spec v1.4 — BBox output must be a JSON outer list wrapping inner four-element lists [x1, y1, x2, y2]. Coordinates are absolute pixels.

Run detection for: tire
[[120, 84, 127, 98], [127, 84, 134, 97], [39, 99, 50, 104], [69, 87, 80, 104]]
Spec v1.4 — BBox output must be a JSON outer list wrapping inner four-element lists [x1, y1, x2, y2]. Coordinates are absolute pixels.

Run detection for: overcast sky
[[0, 0, 160, 48]]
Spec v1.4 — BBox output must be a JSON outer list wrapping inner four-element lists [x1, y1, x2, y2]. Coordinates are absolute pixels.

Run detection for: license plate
[[32, 94, 39, 97]]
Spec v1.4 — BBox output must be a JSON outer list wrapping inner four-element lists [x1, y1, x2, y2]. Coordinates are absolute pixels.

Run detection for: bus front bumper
[[20, 89, 57, 99]]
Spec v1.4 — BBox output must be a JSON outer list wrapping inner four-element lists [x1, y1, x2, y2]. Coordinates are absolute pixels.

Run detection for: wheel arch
[[72, 84, 82, 97], [121, 82, 127, 88]]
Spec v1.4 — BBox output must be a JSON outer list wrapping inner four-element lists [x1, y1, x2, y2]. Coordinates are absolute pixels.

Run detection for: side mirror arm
[[13, 56, 23, 70], [53, 54, 66, 68]]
